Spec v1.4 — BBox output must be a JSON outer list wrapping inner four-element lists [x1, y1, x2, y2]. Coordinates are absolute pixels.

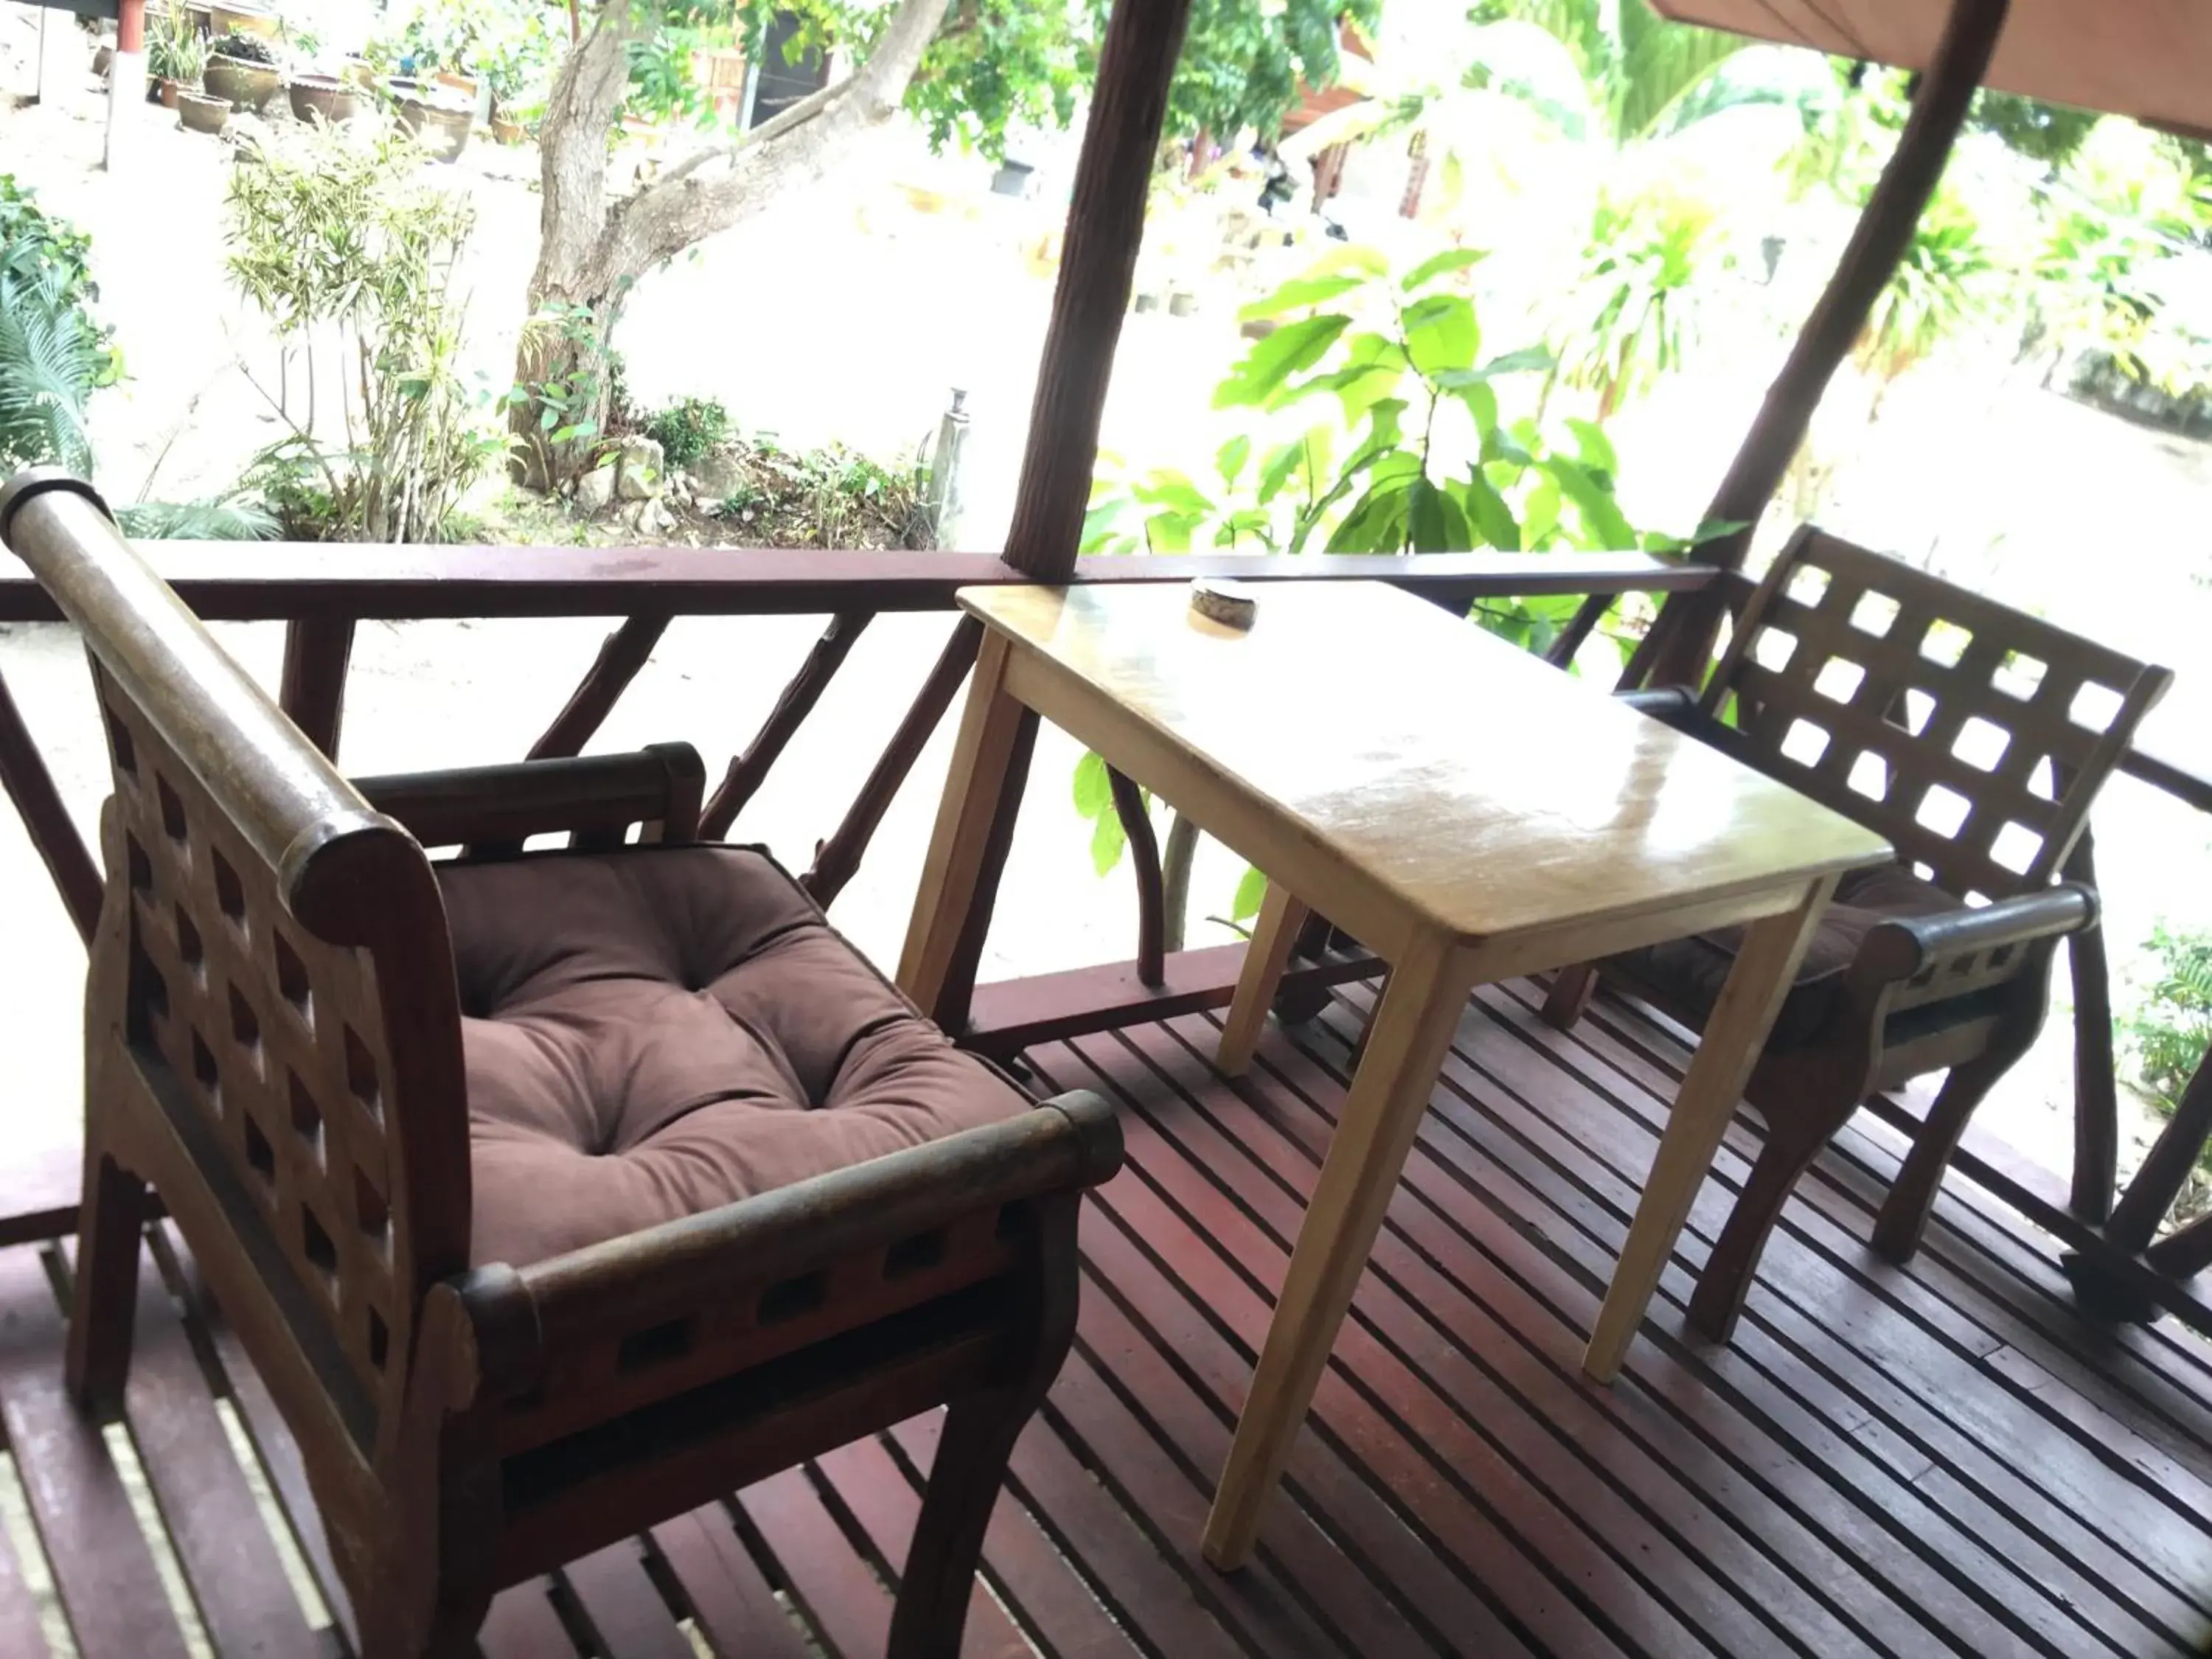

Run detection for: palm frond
[[116, 495, 279, 541], [0, 270, 98, 474]]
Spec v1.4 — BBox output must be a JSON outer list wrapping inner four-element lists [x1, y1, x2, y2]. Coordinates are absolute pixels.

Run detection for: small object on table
[[1189, 577, 1256, 630]]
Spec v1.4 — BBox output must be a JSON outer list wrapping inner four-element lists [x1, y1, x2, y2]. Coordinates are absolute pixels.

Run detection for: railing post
[[927, 0, 1197, 1034], [924, 388, 971, 550]]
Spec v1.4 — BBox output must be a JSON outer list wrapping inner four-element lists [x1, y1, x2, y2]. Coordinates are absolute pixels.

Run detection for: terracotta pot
[[343, 56, 376, 90], [178, 88, 230, 134], [397, 94, 473, 163], [287, 73, 357, 125], [152, 77, 182, 108], [209, 4, 278, 38], [205, 53, 281, 111], [490, 114, 524, 145]]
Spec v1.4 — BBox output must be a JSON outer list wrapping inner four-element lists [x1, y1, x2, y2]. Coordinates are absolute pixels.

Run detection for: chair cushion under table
[[1603, 862, 1958, 1050], [435, 846, 1030, 1268]]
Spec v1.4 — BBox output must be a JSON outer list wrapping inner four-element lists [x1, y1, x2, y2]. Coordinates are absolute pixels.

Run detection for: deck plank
[[0, 981, 2207, 1659], [0, 1246, 192, 1659], [111, 1240, 327, 1659]]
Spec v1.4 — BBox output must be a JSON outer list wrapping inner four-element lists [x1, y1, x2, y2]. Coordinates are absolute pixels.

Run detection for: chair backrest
[[4, 477, 469, 1462], [1700, 527, 2171, 904]]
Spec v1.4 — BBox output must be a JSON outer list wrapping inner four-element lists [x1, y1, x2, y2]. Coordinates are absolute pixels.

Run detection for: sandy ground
[[3, 10, 2208, 1212]]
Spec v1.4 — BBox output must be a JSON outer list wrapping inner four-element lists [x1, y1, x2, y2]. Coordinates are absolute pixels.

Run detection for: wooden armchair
[[1544, 527, 2170, 1340], [1, 472, 1124, 1659]]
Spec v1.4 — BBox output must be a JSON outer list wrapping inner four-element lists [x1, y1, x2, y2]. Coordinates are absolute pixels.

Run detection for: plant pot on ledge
[[397, 93, 473, 162], [178, 88, 230, 134], [288, 73, 358, 124], [205, 52, 281, 111]]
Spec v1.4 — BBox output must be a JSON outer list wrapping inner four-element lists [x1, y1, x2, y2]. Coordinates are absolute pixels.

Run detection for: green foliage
[[209, 30, 276, 64], [703, 434, 924, 548], [2127, 924, 2212, 1115], [1087, 243, 1709, 621], [1971, 91, 2098, 170], [644, 395, 731, 467], [731, 0, 1375, 161], [1854, 192, 1992, 387], [505, 298, 630, 487], [0, 271, 99, 476], [1469, 0, 1749, 144], [1077, 242, 1724, 892], [1550, 185, 1717, 418], [146, 4, 206, 85], [227, 124, 500, 542]]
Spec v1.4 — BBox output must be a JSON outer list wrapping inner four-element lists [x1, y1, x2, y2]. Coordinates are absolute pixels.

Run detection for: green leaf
[[1238, 273, 1366, 321], [538, 405, 560, 431], [1089, 807, 1127, 877], [1216, 434, 1251, 487], [1405, 477, 1470, 552], [1231, 864, 1269, 924], [1564, 417, 1618, 476], [1478, 346, 1554, 378], [1402, 294, 1479, 377], [1214, 316, 1353, 409], [1081, 497, 1131, 552], [1256, 439, 1304, 506], [1144, 511, 1199, 553], [551, 420, 598, 444], [1458, 470, 1520, 551], [1133, 473, 1214, 515], [1448, 377, 1500, 442], [1072, 750, 1113, 820], [1543, 456, 1638, 548], [1400, 248, 1488, 292]]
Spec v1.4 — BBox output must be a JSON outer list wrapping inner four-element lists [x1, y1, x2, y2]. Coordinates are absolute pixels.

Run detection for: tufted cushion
[[1605, 863, 1959, 1050], [434, 846, 1031, 1269]]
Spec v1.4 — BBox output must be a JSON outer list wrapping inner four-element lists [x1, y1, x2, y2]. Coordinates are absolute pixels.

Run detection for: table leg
[[897, 630, 1024, 1020], [1216, 882, 1309, 1077], [1580, 874, 1838, 1383], [1203, 930, 1469, 1571]]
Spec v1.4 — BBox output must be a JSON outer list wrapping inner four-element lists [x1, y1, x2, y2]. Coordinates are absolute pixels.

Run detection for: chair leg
[[1542, 964, 1599, 1032], [66, 1143, 150, 1413], [1871, 1053, 2009, 1265], [1687, 1116, 1834, 1344], [886, 1389, 1032, 1659]]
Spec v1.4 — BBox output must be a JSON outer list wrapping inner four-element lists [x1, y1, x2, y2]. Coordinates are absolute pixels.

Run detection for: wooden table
[[897, 580, 1891, 1570]]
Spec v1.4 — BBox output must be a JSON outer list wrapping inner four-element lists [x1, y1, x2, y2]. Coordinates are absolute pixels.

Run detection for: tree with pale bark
[[512, 0, 1377, 486]]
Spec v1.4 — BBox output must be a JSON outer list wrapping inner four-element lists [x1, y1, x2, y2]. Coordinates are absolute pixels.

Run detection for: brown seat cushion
[[1605, 863, 1958, 1050], [435, 846, 1031, 1269]]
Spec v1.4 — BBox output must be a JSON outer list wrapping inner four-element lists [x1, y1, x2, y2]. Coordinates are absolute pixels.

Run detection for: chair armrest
[[1614, 685, 1702, 731], [352, 743, 706, 852], [1855, 883, 2098, 986], [454, 1091, 1123, 1402]]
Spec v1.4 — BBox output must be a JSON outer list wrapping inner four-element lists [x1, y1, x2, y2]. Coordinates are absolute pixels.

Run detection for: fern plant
[[2129, 924, 2212, 1113], [0, 270, 99, 476]]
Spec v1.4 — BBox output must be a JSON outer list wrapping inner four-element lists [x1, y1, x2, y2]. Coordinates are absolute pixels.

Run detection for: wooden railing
[[0, 533, 1711, 1241]]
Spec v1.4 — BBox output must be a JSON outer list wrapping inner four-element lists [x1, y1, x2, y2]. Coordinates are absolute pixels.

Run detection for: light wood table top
[[961, 581, 1891, 949]]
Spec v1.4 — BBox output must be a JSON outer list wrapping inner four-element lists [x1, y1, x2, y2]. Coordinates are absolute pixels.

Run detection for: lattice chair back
[[1700, 528, 2172, 904], [26, 484, 472, 1467]]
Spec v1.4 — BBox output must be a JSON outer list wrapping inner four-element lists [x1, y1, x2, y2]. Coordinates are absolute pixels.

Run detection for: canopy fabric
[[1648, 0, 2212, 138]]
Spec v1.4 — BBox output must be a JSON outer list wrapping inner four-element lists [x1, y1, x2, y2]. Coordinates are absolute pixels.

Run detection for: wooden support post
[[107, 0, 147, 173], [277, 617, 355, 759], [1106, 766, 1164, 987], [924, 0, 1197, 1026], [0, 667, 101, 945], [806, 617, 980, 910], [702, 611, 872, 838], [527, 615, 671, 761], [1634, 0, 2008, 693]]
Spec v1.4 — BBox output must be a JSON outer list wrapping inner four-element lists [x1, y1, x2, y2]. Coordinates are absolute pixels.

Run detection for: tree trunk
[[512, 0, 945, 490]]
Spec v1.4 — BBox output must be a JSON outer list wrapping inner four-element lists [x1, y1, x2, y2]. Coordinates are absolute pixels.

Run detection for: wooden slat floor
[[1, 975, 2209, 1658]]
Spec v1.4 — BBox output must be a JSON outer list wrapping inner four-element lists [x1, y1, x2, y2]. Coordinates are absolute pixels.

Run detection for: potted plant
[[204, 29, 282, 111], [178, 87, 231, 133], [146, 5, 204, 108], [397, 88, 474, 161], [287, 72, 357, 124]]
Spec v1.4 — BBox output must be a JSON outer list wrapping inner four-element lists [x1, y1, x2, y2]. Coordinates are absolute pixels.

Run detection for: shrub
[[644, 395, 731, 469], [2128, 923, 2212, 1112], [209, 30, 276, 63], [0, 178, 118, 474]]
